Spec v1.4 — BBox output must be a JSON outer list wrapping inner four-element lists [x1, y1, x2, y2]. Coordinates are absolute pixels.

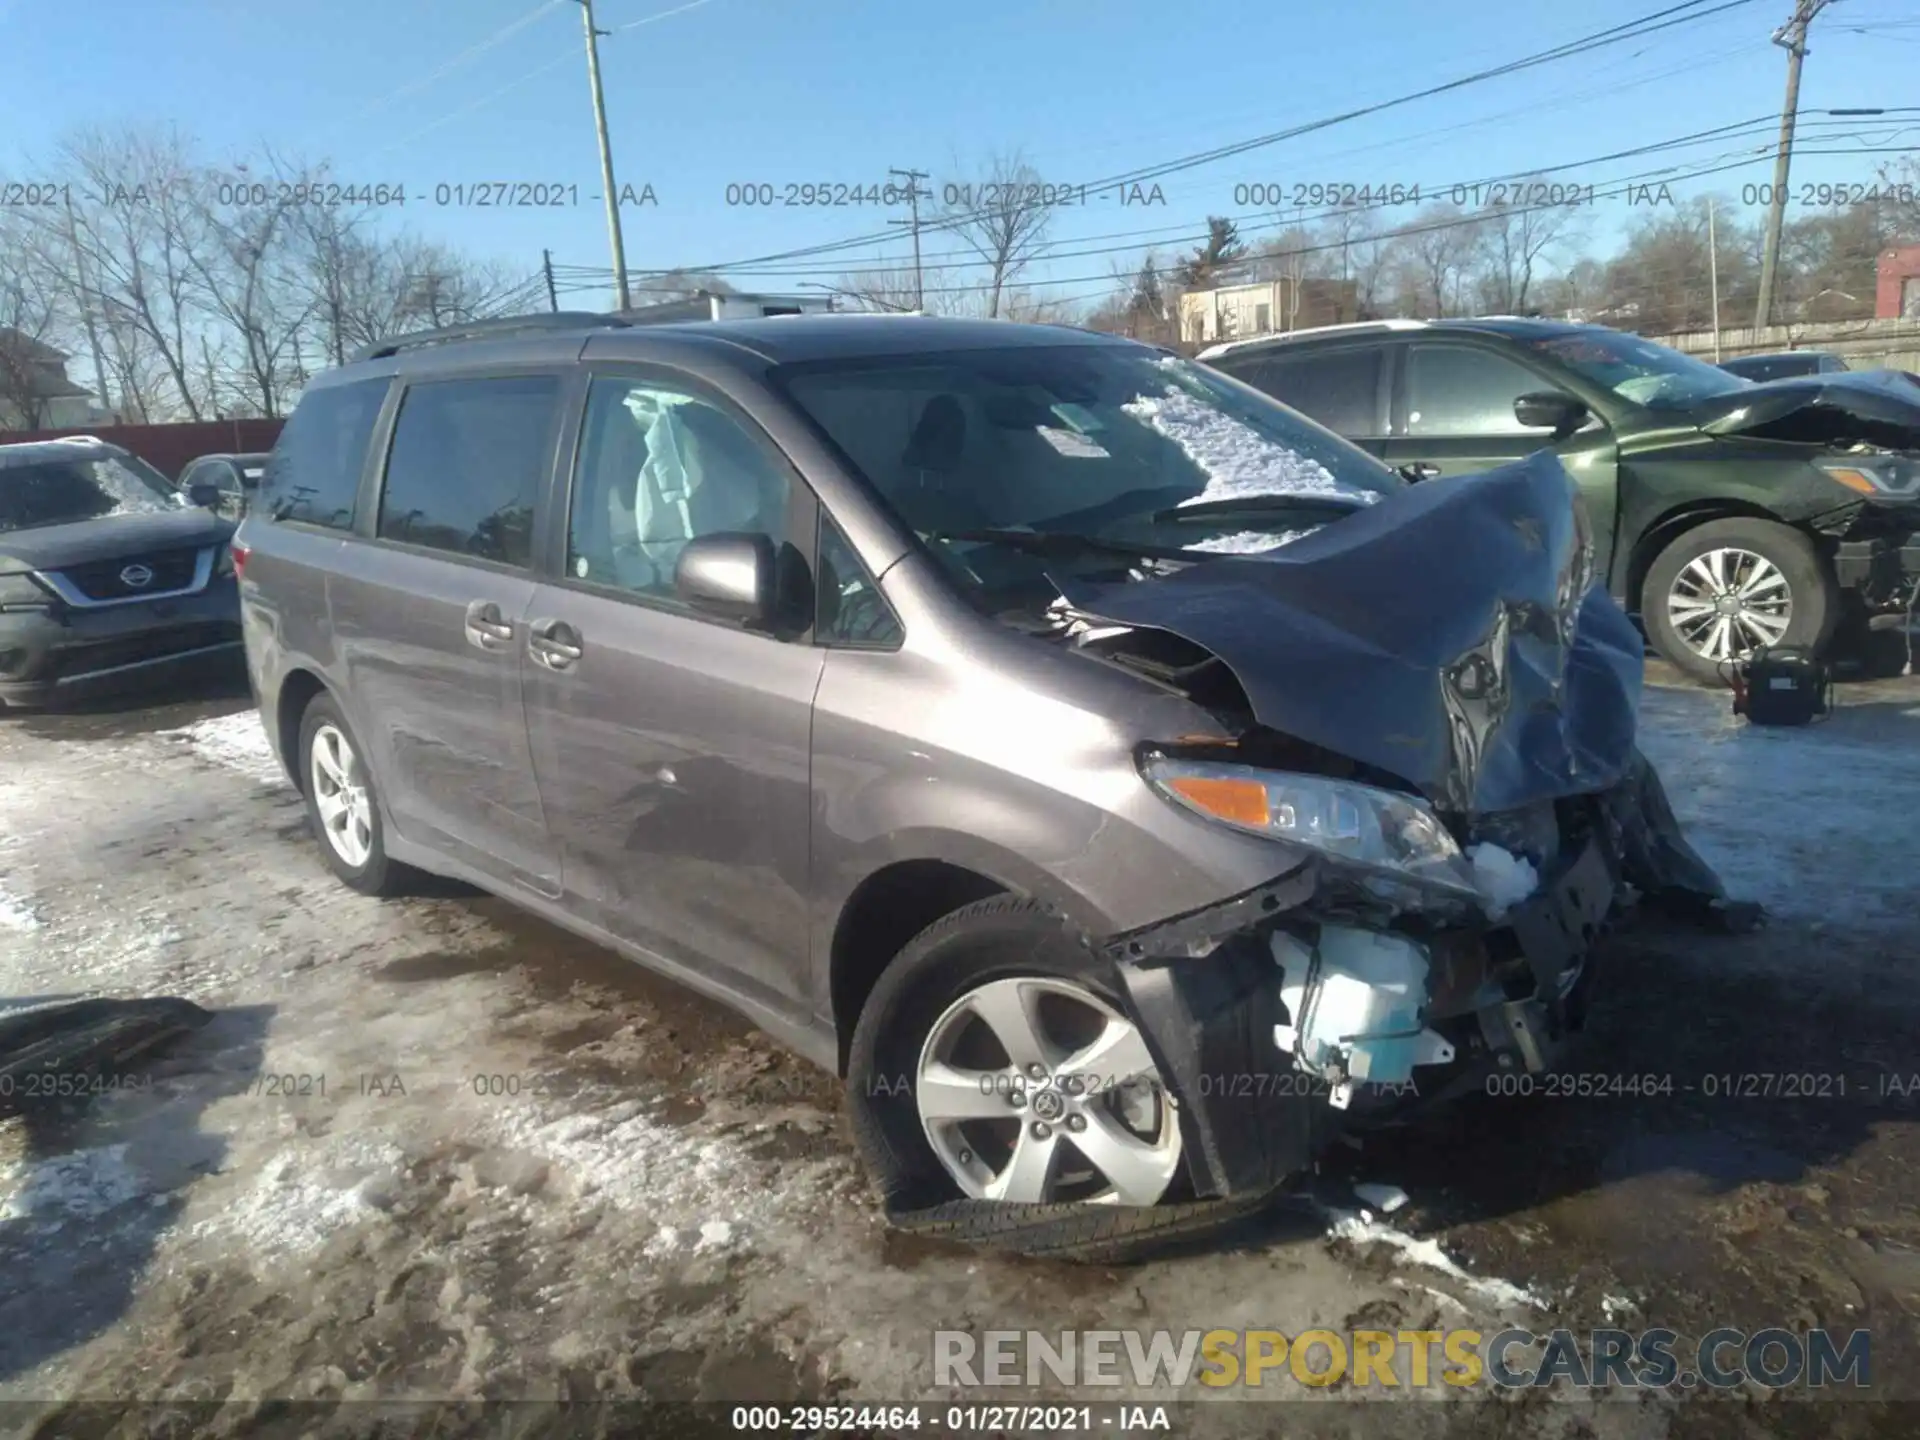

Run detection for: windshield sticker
[[1035, 425, 1110, 459], [1049, 402, 1105, 433], [1121, 386, 1377, 505]]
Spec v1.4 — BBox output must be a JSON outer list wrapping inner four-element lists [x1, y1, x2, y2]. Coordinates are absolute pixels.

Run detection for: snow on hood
[[1183, 527, 1316, 556], [1122, 383, 1380, 507]]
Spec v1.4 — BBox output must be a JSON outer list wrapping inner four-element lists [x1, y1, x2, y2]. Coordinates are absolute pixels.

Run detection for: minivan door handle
[[527, 617, 583, 671], [464, 599, 517, 651]]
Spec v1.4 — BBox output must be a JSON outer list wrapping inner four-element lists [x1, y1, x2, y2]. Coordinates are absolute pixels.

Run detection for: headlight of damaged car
[[0, 572, 54, 612], [1141, 755, 1477, 897], [1817, 455, 1920, 500]]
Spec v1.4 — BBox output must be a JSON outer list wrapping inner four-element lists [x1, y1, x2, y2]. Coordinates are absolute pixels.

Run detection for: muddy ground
[[1, 660, 1916, 1440]]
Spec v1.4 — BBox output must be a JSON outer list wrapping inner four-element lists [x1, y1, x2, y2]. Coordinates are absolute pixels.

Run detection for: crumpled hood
[[1055, 451, 1644, 816], [1691, 370, 1920, 450]]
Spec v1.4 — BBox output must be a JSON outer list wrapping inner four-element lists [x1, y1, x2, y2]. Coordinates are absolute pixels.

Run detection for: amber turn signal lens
[[1165, 775, 1270, 827], [1823, 469, 1880, 496]]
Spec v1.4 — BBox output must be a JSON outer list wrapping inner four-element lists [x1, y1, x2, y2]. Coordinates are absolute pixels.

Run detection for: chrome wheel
[[915, 976, 1181, 1207], [309, 722, 373, 868], [1666, 546, 1792, 664]]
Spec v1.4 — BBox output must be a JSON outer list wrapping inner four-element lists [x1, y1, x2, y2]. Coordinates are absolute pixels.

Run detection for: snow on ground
[[1636, 681, 1920, 930], [1324, 1207, 1550, 1313], [0, 888, 40, 933], [156, 709, 285, 785]]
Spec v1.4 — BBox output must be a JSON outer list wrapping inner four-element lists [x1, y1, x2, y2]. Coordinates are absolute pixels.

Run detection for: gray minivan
[[238, 312, 1735, 1256]]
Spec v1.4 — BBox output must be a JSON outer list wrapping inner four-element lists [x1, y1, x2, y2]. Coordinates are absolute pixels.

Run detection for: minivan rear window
[[261, 377, 389, 530]]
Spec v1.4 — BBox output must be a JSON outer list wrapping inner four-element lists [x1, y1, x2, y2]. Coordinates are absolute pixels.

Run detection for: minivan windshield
[[781, 344, 1396, 594], [0, 449, 181, 534], [1524, 329, 1751, 412]]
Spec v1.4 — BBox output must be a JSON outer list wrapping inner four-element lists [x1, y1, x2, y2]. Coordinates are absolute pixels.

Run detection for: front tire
[[845, 896, 1270, 1260], [1641, 517, 1837, 685], [297, 693, 408, 896]]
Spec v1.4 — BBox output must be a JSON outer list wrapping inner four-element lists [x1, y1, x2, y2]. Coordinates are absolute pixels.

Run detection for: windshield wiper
[[1153, 492, 1369, 522], [927, 527, 1201, 563]]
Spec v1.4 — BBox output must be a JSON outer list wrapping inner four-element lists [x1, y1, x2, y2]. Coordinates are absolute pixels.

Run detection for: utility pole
[[577, 0, 630, 311], [1708, 197, 1723, 361], [888, 167, 929, 312], [542, 249, 560, 313], [1753, 0, 1831, 330], [61, 192, 113, 421]]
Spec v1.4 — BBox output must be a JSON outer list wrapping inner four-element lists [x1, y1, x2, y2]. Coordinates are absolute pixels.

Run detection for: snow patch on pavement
[[159, 711, 286, 785], [483, 1100, 765, 1244], [187, 1138, 406, 1259], [1326, 1208, 1549, 1312], [1, 1142, 145, 1230], [0, 887, 41, 932]]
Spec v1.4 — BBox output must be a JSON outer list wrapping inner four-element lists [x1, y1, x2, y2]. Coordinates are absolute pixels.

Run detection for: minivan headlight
[[1141, 755, 1477, 895]]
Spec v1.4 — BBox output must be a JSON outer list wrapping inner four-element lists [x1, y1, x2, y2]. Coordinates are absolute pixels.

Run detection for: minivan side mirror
[[675, 532, 775, 627], [183, 479, 224, 509], [1513, 391, 1589, 437]]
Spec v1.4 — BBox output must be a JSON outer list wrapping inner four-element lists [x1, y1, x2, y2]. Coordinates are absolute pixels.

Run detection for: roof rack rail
[[349, 311, 630, 363]]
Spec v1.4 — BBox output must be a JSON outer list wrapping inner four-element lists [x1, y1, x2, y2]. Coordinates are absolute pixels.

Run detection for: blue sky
[[3, 0, 1916, 308]]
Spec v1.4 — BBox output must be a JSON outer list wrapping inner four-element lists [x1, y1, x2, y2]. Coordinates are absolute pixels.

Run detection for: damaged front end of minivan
[[1051, 452, 1755, 1204]]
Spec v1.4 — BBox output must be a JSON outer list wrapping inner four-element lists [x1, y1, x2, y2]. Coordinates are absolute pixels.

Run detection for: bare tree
[[0, 217, 76, 429], [942, 150, 1055, 319], [1398, 203, 1478, 316], [1469, 181, 1584, 314], [58, 127, 215, 418]]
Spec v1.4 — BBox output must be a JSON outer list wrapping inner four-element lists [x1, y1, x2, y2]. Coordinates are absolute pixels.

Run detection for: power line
[[607, 113, 1914, 285], [661, 0, 1770, 278], [560, 141, 1919, 310]]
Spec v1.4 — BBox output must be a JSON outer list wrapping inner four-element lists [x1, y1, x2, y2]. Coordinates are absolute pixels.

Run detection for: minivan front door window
[[566, 376, 791, 600]]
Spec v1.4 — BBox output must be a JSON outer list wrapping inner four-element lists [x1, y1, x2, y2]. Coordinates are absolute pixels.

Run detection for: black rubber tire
[[297, 692, 410, 897], [845, 895, 1280, 1262], [1641, 517, 1837, 686]]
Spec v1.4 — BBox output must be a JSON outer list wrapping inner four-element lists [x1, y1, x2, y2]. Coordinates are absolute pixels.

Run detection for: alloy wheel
[[1666, 546, 1792, 664], [309, 722, 374, 868], [915, 976, 1181, 1207]]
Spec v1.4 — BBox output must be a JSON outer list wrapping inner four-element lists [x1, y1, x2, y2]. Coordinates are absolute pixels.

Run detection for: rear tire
[[1641, 517, 1837, 686], [297, 693, 410, 897], [845, 895, 1276, 1261]]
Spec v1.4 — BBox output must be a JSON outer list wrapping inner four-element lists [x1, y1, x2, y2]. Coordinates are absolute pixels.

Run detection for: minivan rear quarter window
[[261, 377, 388, 530], [377, 374, 561, 567]]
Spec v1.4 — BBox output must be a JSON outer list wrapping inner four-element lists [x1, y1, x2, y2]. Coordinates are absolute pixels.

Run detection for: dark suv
[[238, 312, 1737, 1254], [1203, 319, 1920, 682], [0, 436, 242, 708]]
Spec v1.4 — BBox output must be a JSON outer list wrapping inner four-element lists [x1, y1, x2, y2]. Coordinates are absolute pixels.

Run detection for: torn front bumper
[[1104, 750, 1742, 1202]]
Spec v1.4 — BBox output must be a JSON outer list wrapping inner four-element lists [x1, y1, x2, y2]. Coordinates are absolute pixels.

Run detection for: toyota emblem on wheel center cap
[[1029, 1087, 1067, 1122], [119, 563, 155, 588]]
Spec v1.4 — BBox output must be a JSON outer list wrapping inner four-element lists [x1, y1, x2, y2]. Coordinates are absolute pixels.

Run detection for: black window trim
[[357, 363, 572, 578], [813, 509, 905, 653], [537, 359, 822, 641]]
